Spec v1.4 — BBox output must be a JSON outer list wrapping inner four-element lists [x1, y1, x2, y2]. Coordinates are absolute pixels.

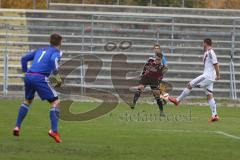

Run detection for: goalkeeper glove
[[22, 72, 26, 77], [21, 72, 26, 81], [49, 73, 62, 87]]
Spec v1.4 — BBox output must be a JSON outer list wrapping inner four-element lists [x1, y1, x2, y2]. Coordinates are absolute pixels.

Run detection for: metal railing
[[0, 16, 239, 99], [50, 0, 187, 7], [90, 14, 175, 53], [1, 24, 86, 96], [3, 25, 8, 96], [49, 0, 236, 9], [230, 19, 239, 100]]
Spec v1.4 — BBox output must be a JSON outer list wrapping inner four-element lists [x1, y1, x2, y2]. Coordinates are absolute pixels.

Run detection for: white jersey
[[203, 48, 218, 81]]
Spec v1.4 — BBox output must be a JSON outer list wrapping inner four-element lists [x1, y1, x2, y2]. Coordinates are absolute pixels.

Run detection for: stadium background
[[0, 0, 239, 100], [1, 0, 240, 9], [0, 1, 240, 160]]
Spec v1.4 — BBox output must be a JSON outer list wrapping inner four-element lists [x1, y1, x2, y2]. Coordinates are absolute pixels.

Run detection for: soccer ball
[[161, 93, 169, 102]]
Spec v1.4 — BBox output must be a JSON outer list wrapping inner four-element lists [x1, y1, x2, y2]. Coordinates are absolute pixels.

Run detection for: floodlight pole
[[90, 15, 94, 53], [33, 0, 36, 9], [149, 0, 152, 6], [171, 18, 175, 54], [80, 57, 84, 95], [46, 0, 49, 9], [182, 0, 185, 8], [3, 24, 9, 96], [230, 20, 237, 99], [81, 25, 85, 51], [81, 26, 85, 95]]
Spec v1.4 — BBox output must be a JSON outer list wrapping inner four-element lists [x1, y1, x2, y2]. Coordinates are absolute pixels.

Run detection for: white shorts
[[189, 74, 214, 95]]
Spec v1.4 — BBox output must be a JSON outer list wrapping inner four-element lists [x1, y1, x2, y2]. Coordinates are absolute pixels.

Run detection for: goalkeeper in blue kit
[[13, 33, 63, 143]]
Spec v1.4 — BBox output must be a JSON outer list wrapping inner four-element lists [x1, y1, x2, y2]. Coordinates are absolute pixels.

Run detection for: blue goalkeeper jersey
[[162, 55, 167, 65], [161, 51, 167, 65], [21, 46, 62, 77]]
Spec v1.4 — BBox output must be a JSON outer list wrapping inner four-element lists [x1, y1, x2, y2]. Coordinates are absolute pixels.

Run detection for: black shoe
[[160, 112, 166, 117], [130, 103, 136, 110]]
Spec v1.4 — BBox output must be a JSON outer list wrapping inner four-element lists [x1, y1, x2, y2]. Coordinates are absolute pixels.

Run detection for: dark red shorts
[[139, 76, 161, 90]]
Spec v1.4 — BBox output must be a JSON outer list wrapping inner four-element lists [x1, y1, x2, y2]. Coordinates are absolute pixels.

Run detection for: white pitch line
[[215, 131, 240, 140], [152, 129, 240, 141], [152, 129, 215, 134]]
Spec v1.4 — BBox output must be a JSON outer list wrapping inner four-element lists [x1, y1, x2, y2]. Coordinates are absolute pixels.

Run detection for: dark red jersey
[[142, 57, 165, 81]]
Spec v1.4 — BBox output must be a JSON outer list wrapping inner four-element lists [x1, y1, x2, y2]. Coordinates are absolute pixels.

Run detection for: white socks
[[177, 88, 191, 102], [208, 98, 217, 117], [177, 88, 217, 117]]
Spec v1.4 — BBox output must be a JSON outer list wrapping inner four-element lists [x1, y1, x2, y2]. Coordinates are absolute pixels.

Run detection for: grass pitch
[[0, 99, 240, 160]]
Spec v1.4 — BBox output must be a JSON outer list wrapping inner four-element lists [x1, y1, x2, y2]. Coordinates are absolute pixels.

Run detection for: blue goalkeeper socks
[[16, 103, 30, 128], [50, 107, 60, 133]]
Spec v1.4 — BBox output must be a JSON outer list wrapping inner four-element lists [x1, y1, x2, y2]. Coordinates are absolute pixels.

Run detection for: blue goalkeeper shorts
[[24, 73, 58, 102]]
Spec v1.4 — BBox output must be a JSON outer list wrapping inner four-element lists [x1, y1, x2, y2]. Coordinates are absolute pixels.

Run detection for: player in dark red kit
[[131, 50, 168, 117]]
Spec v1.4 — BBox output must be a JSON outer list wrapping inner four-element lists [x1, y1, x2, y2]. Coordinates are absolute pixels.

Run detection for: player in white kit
[[168, 39, 220, 122]]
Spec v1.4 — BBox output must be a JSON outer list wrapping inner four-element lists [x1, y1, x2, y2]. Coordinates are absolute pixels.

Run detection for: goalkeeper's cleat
[[210, 115, 219, 122], [130, 103, 135, 110], [13, 126, 20, 136], [168, 97, 179, 106], [48, 130, 62, 143], [160, 111, 166, 117]]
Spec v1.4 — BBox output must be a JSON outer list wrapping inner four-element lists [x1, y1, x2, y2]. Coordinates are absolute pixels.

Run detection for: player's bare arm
[[214, 63, 220, 80], [161, 65, 168, 75]]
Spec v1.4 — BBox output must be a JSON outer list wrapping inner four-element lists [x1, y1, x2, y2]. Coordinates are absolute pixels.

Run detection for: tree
[[1, 0, 47, 9], [194, 0, 240, 9], [1, 0, 240, 9]]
